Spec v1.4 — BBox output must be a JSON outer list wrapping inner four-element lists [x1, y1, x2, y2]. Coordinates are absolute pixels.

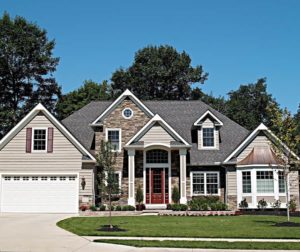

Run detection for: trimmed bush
[[239, 198, 248, 209], [257, 198, 267, 210], [99, 205, 106, 211], [115, 205, 122, 211], [170, 204, 188, 211], [172, 186, 180, 204], [188, 196, 227, 211], [122, 205, 135, 211], [89, 205, 97, 211]]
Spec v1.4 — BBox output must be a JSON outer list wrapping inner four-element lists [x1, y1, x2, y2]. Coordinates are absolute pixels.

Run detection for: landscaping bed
[[95, 239, 300, 250]]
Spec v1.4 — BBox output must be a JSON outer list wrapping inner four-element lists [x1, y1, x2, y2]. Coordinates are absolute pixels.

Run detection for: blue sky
[[2, 0, 300, 113]]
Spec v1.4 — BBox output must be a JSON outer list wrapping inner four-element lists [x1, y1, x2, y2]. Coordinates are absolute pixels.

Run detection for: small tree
[[96, 140, 119, 229], [269, 108, 300, 222], [172, 186, 180, 204], [136, 185, 144, 210]]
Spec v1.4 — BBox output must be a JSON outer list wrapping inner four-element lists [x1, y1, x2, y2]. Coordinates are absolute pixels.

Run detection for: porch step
[[145, 204, 167, 210]]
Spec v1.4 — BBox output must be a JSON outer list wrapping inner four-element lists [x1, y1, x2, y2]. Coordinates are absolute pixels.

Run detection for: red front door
[[146, 168, 169, 204]]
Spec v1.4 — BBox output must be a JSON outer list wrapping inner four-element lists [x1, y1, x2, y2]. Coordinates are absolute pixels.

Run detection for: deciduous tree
[[111, 45, 208, 100], [0, 12, 61, 138]]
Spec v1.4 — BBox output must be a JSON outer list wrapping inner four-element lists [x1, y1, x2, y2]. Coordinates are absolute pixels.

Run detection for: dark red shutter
[[26, 128, 32, 153], [47, 127, 54, 153]]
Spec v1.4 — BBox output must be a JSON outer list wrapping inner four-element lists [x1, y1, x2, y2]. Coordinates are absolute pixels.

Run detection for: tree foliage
[[56, 80, 111, 119], [111, 45, 208, 100], [96, 140, 119, 228], [0, 12, 61, 138], [226, 78, 281, 130]]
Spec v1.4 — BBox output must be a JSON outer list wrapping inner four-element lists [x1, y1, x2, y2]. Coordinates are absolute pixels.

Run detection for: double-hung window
[[106, 129, 121, 152], [278, 171, 285, 193], [33, 128, 47, 151], [192, 172, 219, 195], [242, 171, 251, 193], [256, 171, 274, 193], [202, 128, 215, 147]]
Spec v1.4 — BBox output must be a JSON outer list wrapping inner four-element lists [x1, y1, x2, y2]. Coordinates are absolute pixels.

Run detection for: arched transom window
[[146, 149, 168, 163]]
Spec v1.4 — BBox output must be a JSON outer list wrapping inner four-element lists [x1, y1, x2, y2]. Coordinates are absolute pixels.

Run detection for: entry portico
[[125, 114, 191, 207]]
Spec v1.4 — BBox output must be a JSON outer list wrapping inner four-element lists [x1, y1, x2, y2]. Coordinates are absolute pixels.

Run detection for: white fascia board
[[224, 123, 266, 163], [125, 114, 190, 147], [224, 123, 300, 163], [0, 103, 96, 161], [91, 89, 154, 124], [194, 110, 223, 126]]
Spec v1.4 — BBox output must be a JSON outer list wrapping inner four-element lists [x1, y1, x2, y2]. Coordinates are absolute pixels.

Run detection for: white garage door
[[0, 175, 78, 213]]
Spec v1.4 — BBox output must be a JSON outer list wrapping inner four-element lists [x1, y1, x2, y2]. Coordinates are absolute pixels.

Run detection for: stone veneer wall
[[94, 98, 150, 205]]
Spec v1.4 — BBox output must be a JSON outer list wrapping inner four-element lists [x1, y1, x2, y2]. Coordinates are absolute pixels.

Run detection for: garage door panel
[[1, 175, 78, 213]]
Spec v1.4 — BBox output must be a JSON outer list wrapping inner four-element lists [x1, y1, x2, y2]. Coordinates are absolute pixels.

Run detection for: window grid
[[107, 130, 120, 151], [202, 128, 215, 147], [192, 172, 219, 195], [242, 171, 251, 193], [33, 129, 47, 151], [278, 171, 285, 193], [123, 108, 133, 118], [256, 171, 274, 193], [146, 150, 168, 163]]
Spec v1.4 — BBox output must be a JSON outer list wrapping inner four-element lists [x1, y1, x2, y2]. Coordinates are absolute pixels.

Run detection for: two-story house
[[0, 89, 298, 213]]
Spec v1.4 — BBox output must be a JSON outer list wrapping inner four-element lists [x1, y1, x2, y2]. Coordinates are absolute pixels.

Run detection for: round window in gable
[[122, 108, 133, 119]]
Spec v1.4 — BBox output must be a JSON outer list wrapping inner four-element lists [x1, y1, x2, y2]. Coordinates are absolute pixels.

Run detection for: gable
[[140, 124, 175, 145], [0, 113, 84, 171]]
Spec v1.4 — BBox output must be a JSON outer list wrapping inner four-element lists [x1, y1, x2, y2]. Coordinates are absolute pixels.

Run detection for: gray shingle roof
[[62, 100, 249, 166]]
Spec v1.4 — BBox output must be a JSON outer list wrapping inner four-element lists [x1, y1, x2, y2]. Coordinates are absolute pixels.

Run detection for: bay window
[[278, 171, 285, 193]]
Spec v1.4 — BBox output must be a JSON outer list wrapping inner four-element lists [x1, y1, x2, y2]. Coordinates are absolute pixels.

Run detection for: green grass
[[57, 215, 300, 238], [95, 239, 300, 250]]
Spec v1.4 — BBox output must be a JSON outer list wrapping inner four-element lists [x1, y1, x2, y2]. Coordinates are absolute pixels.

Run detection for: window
[[146, 150, 168, 163], [33, 129, 47, 151], [22, 176, 29, 181], [13, 176, 20, 181], [107, 129, 121, 152], [192, 173, 205, 194], [59, 176, 66, 181], [278, 171, 285, 193], [202, 128, 215, 147], [41, 176, 48, 181], [192, 172, 219, 195], [122, 108, 133, 119], [32, 176, 38, 181], [69, 176, 76, 181], [4, 176, 11, 181], [242, 171, 251, 193], [256, 171, 274, 193], [50, 176, 57, 181]]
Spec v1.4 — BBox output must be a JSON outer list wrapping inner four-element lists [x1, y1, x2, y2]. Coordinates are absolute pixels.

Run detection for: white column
[[179, 149, 187, 204], [274, 169, 279, 200], [128, 149, 135, 206]]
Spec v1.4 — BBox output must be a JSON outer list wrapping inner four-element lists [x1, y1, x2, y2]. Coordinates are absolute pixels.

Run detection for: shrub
[[210, 202, 228, 211], [122, 205, 135, 211], [170, 204, 188, 211], [188, 196, 226, 211], [79, 204, 89, 211], [115, 205, 122, 211], [108, 205, 115, 211], [89, 205, 97, 211], [289, 199, 297, 212], [136, 185, 144, 205], [99, 205, 106, 211], [166, 203, 172, 210], [172, 186, 180, 204], [271, 199, 281, 210], [239, 198, 248, 209], [257, 198, 267, 210]]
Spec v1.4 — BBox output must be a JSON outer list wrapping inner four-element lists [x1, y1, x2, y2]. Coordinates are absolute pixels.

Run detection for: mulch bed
[[97, 225, 127, 232], [274, 222, 300, 227]]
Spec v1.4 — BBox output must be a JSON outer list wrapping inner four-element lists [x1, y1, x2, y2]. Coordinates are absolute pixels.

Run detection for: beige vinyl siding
[[237, 134, 271, 162], [140, 125, 175, 145], [227, 167, 237, 195], [0, 114, 83, 172], [289, 171, 299, 196], [202, 118, 214, 127]]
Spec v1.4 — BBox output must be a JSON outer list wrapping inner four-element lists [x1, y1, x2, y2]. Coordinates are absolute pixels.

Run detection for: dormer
[[193, 110, 223, 150]]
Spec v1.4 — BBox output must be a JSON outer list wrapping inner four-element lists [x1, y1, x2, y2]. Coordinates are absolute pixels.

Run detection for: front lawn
[[95, 240, 300, 250], [57, 215, 300, 238]]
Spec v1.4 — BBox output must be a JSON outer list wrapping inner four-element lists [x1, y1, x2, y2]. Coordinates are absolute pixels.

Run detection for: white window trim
[[105, 128, 122, 152], [201, 127, 217, 149], [190, 171, 220, 196], [237, 167, 286, 209], [32, 127, 48, 153], [122, 108, 134, 119]]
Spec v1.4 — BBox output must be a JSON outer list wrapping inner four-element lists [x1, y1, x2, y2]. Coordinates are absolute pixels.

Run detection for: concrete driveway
[[0, 213, 295, 252]]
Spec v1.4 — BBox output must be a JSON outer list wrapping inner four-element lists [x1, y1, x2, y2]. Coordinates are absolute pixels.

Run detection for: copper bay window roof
[[238, 146, 284, 166]]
